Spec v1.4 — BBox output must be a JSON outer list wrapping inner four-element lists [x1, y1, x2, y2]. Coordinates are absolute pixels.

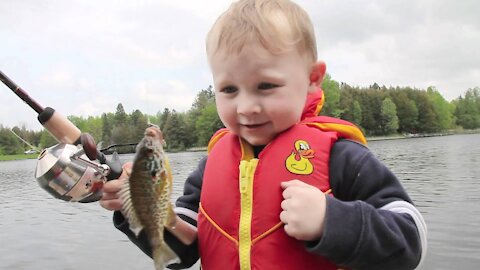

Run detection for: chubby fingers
[[279, 196, 299, 238], [102, 179, 125, 193], [99, 197, 124, 211], [99, 162, 132, 211], [280, 180, 308, 226], [121, 161, 133, 176], [281, 179, 315, 199], [99, 179, 126, 211], [279, 180, 327, 240], [281, 179, 312, 189]]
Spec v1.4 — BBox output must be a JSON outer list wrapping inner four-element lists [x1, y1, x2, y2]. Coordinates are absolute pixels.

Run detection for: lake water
[[1, 134, 479, 270]]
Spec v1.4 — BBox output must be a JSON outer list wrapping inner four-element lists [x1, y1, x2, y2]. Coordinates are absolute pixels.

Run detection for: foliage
[[195, 103, 224, 146], [163, 110, 188, 151], [0, 127, 23, 155], [0, 153, 38, 161], [454, 87, 480, 129], [1, 79, 479, 155], [390, 90, 418, 133], [39, 130, 58, 148], [188, 86, 216, 146], [321, 74, 343, 117], [380, 98, 399, 134]]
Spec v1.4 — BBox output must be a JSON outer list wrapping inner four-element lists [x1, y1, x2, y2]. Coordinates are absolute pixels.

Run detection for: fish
[[119, 125, 178, 270]]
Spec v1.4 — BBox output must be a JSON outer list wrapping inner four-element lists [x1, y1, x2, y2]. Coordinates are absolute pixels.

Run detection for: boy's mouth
[[242, 123, 267, 129]]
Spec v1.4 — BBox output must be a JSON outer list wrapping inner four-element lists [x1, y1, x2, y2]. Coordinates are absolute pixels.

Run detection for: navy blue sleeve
[[305, 140, 425, 270]]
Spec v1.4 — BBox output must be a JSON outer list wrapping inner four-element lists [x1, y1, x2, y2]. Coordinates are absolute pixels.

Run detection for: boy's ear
[[309, 61, 326, 89]]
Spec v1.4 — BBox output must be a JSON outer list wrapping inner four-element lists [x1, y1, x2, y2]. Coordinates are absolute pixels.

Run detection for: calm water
[[1, 134, 479, 269]]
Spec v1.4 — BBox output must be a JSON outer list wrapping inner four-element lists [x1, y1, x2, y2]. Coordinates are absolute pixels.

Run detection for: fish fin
[[152, 242, 179, 270], [119, 179, 143, 236], [165, 203, 177, 228]]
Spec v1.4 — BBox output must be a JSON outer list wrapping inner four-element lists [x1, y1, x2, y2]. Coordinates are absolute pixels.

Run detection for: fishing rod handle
[[38, 107, 82, 145]]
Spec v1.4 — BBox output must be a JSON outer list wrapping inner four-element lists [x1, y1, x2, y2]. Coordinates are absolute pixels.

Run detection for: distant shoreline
[[0, 153, 38, 161], [368, 129, 480, 141], [2, 130, 479, 161]]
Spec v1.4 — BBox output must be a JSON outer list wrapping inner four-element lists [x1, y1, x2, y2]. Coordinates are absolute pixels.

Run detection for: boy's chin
[[242, 135, 273, 147]]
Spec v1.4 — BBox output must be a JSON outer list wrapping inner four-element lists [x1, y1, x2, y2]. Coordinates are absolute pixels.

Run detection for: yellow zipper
[[238, 158, 258, 270]]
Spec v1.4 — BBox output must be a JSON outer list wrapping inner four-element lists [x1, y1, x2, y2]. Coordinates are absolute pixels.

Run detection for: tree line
[[1, 77, 479, 155]]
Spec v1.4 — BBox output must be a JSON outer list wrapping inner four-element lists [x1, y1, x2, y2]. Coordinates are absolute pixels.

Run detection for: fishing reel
[[35, 133, 123, 203], [0, 70, 124, 203]]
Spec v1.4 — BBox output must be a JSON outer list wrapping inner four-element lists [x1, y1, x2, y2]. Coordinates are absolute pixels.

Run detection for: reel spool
[[35, 143, 110, 203]]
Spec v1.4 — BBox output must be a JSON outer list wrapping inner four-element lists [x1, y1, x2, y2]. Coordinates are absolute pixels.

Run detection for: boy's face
[[210, 43, 314, 146]]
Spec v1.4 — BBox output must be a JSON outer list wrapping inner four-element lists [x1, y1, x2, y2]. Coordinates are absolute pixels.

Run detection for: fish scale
[[120, 126, 178, 270]]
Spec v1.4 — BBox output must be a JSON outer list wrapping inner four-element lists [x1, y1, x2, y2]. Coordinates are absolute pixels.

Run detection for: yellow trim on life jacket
[[306, 122, 367, 145], [250, 188, 332, 246], [251, 222, 284, 246], [314, 90, 325, 116], [207, 129, 230, 153], [199, 203, 238, 245], [239, 138, 254, 160], [238, 140, 258, 270]]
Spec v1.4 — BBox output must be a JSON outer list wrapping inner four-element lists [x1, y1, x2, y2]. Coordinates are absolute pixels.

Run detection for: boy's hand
[[280, 180, 326, 241], [99, 162, 132, 211]]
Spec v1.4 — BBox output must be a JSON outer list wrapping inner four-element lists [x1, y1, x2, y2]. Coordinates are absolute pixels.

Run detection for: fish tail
[[152, 241, 177, 270]]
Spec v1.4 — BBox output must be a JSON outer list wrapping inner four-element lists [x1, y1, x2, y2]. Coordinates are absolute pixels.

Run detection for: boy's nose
[[237, 93, 261, 115]]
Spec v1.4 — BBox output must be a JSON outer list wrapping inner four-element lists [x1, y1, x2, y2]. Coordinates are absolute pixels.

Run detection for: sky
[[1, 0, 479, 131]]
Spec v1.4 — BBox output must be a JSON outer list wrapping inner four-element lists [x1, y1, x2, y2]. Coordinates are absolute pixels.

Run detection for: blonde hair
[[206, 0, 317, 62]]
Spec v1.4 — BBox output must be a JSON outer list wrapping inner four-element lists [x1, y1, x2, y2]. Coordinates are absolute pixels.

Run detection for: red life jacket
[[198, 89, 366, 270]]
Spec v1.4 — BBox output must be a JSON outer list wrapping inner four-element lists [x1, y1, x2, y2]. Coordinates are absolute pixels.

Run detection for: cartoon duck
[[285, 140, 315, 175]]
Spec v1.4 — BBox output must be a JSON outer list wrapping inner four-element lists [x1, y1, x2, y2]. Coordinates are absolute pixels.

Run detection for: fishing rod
[[0, 70, 82, 145], [100, 142, 138, 153], [0, 70, 122, 202]]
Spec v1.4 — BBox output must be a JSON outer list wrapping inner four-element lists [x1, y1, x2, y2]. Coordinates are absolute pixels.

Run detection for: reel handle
[[79, 133, 123, 181]]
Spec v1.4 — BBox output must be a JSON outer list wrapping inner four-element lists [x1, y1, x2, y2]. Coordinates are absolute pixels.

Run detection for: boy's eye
[[221, 86, 237, 94], [258, 82, 278, 90]]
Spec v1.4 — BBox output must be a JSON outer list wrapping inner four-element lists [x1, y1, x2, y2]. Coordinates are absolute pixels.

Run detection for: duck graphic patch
[[285, 139, 315, 175]]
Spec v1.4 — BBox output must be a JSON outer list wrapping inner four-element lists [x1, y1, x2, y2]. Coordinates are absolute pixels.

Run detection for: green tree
[[338, 85, 356, 122], [101, 113, 114, 144], [190, 85, 215, 116], [351, 100, 362, 126], [454, 87, 480, 129], [39, 129, 58, 148], [380, 98, 399, 134], [321, 74, 342, 117], [415, 91, 439, 133], [195, 103, 223, 146], [159, 108, 171, 131], [68, 115, 87, 132], [358, 88, 386, 135], [110, 124, 131, 145], [84, 116, 103, 142], [69, 115, 103, 142], [188, 86, 216, 145], [391, 90, 418, 133], [109, 103, 131, 144], [129, 109, 149, 142], [114, 103, 128, 126], [427, 86, 455, 130], [0, 127, 23, 154], [163, 110, 188, 151]]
